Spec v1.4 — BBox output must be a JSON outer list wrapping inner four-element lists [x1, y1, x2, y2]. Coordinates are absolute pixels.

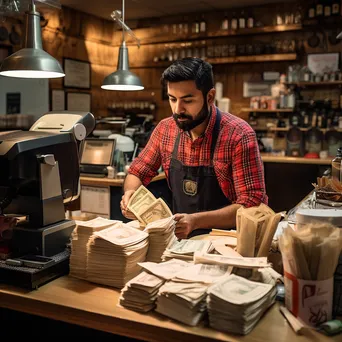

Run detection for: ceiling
[[60, 0, 291, 22]]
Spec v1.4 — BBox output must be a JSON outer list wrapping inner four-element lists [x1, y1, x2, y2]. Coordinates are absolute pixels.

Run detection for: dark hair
[[161, 57, 214, 98]]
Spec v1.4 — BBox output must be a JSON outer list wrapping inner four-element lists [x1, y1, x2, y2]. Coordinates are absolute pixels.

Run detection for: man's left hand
[[174, 213, 197, 239]]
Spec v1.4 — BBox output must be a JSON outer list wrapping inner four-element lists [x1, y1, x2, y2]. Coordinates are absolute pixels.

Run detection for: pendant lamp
[[101, 0, 144, 91], [0, 0, 64, 78]]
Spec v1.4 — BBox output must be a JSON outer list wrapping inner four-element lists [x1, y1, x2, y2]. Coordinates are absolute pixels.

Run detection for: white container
[[296, 208, 342, 229]]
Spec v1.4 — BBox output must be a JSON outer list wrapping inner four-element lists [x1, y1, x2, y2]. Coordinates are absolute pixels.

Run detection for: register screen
[[81, 139, 114, 165]]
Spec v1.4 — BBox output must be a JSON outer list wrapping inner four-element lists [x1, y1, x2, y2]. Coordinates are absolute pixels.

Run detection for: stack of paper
[[69, 217, 120, 280], [207, 274, 276, 335], [143, 216, 177, 262], [162, 239, 212, 262], [119, 271, 165, 312], [127, 185, 173, 226], [86, 222, 149, 288], [156, 281, 209, 326]]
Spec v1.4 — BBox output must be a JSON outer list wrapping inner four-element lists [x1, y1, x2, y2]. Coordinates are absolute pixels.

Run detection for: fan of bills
[[127, 185, 173, 226], [69, 217, 120, 280], [207, 274, 277, 335], [86, 221, 149, 288]]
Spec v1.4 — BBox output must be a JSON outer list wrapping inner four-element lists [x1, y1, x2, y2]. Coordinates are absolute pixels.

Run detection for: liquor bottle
[[247, 12, 254, 28], [239, 11, 246, 29], [308, 3, 316, 18], [286, 125, 305, 157], [332, 0, 340, 15], [331, 147, 342, 182], [231, 12, 238, 30], [306, 111, 323, 154], [324, 0, 332, 17], [200, 15, 206, 33], [221, 12, 229, 30], [192, 16, 200, 34], [325, 122, 341, 157], [316, 0, 324, 17]]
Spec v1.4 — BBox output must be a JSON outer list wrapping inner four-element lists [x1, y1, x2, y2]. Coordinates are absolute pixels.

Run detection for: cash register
[[0, 110, 95, 289], [79, 138, 116, 177]]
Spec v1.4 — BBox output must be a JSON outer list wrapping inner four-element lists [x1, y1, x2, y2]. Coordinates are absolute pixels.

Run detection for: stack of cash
[[87, 222, 149, 288], [138, 258, 192, 280], [144, 216, 177, 262], [207, 274, 277, 335], [119, 271, 165, 312], [127, 185, 173, 226], [156, 281, 209, 326], [69, 217, 120, 280], [162, 239, 213, 262]]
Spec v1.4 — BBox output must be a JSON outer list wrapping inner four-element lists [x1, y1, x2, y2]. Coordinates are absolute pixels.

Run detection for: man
[[121, 57, 268, 239]]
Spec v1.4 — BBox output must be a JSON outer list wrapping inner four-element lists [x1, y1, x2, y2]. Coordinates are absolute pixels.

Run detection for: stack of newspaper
[[69, 217, 120, 280], [144, 216, 177, 262], [162, 239, 212, 262], [119, 271, 165, 312], [156, 281, 209, 326], [127, 185, 173, 226], [87, 222, 149, 288], [207, 274, 276, 335]]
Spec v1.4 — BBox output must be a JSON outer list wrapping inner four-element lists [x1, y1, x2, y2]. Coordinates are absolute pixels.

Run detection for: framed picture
[[66, 92, 91, 112], [307, 53, 340, 75], [63, 58, 91, 89], [51, 89, 65, 111]]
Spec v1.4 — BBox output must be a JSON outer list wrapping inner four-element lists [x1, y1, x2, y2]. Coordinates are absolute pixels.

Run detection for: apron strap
[[172, 132, 181, 160], [210, 109, 221, 160]]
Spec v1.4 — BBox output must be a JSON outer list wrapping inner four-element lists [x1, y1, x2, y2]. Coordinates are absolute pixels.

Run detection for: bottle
[[316, 0, 324, 17], [231, 12, 238, 30], [324, 1, 332, 17], [221, 12, 229, 30], [247, 12, 254, 28], [332, 0, 340, 15], [239, 11, 246, 29], [286, 126, 305, 157], [331, 147, 342, 182], [192, 16, 200, 34], [200, 15, 206, 33], [306, 111, 323, 154], [325, 123, 341, 157], [308, 3, 316, 18]]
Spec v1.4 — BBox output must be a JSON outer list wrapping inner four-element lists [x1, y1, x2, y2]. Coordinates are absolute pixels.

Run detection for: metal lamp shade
[[101, 41, 144, 91], [0, 4, 64, 78]]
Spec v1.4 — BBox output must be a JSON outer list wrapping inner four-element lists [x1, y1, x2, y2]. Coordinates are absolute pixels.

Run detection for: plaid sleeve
[[128, 122, 163, 186], [232, 131, 268, 207]]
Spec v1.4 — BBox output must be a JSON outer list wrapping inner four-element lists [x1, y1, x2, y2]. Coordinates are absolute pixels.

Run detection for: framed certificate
[[63, 58, 91, 89], [66, 92, 91, 112], [51, 89, 65, 111], [307, 53, 340, 75]]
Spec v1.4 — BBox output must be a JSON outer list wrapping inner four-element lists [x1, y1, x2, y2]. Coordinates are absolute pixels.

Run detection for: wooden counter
[[0, 275, 338, 342], [79, 156, 332, 188]]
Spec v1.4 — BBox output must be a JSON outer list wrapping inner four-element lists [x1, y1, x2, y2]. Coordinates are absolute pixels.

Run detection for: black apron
[[169, 109, 230, 238]]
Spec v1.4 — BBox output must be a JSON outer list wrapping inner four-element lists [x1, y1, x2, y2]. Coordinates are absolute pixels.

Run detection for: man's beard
[[173, 104, 210, 131]]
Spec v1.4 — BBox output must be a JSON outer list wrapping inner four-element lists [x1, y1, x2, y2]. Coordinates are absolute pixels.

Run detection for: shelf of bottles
[[285, 81, 342, 87], [305, 0, 341, 24]]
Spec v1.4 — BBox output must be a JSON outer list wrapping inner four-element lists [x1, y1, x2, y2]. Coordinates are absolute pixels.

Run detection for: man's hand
[[120, 190, 137, 220], [174, 213, 197, 239]]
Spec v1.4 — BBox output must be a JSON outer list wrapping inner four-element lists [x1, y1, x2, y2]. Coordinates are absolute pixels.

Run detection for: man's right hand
[[120, 190, 137, 220]]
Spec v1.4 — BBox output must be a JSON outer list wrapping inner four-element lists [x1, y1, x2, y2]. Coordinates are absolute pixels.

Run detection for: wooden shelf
[[207, 53, 297, 65], [253, 126, 342, 133], [285, 81, 342, 87], [128, 24, 302, 46], [242, 108, 294, 113]]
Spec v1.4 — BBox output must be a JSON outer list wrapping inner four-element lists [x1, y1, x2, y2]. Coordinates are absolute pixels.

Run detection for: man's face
[[167, 81, 210, 131]]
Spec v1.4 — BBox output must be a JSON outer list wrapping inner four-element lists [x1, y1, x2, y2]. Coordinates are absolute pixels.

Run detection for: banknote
[[129, 192, 156, 221], [139, 198, 172, 225], [127, 185, 149, 208]]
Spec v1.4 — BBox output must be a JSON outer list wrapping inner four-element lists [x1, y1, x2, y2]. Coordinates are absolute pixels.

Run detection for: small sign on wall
[[6, 92, 21, 114]]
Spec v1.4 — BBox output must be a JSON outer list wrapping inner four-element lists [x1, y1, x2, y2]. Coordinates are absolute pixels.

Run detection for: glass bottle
[[324, 1, 332, 17], [247, 12, 254, 28], [308, 3, 316, 18], [316, 0, 324, 17], [239, 10, 246, 29], [200, 15, 206, 33], [332, 0, 340, 15], [306, 111, 323, 154], [221, 12, 229, 30], [286, 125, 305, 157], [325, 122, 341, 157], [231, 12, 238, 30]]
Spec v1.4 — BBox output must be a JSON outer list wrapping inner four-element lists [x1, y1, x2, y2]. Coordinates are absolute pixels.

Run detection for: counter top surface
[[0, 275, 337, 342], [80, 155, 332, 188]]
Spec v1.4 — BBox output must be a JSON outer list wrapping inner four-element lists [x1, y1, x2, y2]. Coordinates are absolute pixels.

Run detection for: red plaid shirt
[[128, 105, 268, 208]]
